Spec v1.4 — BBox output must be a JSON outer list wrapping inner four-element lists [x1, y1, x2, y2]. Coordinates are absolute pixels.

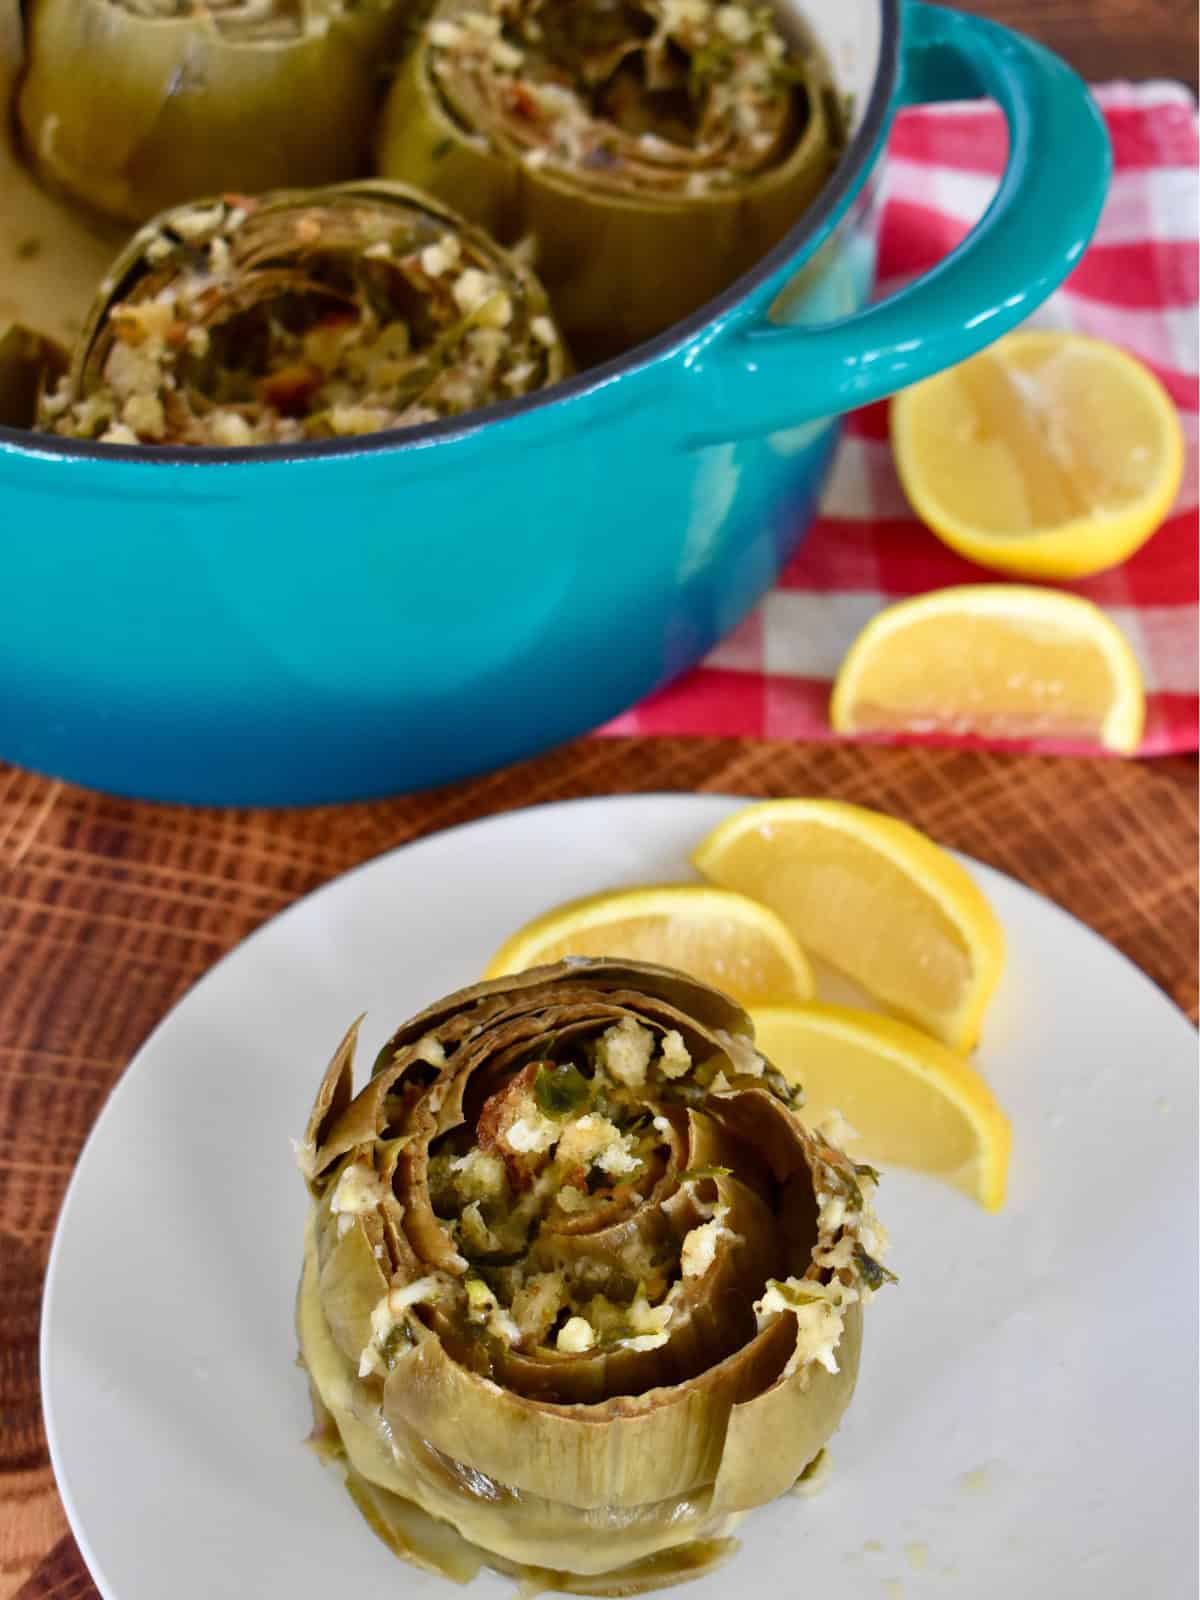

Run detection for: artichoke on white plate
[[40, 181, 567, 446], [296, 959, 892, 1593]]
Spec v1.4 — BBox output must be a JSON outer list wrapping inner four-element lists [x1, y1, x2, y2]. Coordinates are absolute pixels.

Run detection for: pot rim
[[0, 0, 901, 470]]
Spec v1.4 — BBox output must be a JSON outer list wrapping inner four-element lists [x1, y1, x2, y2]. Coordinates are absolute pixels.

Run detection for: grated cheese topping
[[329, 1162, 385, 1218], [556, 1315, 597, 1354], [680, 1205, 732, 1278]]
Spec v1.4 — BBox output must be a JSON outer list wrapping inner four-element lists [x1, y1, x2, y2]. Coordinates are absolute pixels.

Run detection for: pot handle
[[683, 0, 1111, 446]]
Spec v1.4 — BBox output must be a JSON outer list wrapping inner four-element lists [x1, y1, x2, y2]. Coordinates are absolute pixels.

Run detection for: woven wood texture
[[0, 740, 1195, 1599]]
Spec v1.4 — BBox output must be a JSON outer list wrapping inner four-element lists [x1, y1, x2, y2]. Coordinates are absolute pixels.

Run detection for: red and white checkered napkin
[[602, 83, 1199, 756]]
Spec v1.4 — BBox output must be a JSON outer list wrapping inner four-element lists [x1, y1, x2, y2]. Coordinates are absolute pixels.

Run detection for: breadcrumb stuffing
[[511, 1270, 567, 1343], [209, 410, 253, 447], [753, 1279, 848, 1374], [505, 1109, 560, 1154], [658, 1029, 692, 1078], [452, 267, 498, 315], [596, 1016, 655, 1089], [556, 1113, 640, 1175], [450, 1148, 507, 1201], [680, 1205, 731, 1278]]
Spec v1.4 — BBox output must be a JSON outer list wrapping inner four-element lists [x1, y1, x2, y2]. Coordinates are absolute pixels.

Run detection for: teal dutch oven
[[0, 1, 1109, 806]]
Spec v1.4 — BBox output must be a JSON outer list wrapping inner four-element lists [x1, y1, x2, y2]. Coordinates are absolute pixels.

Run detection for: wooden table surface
[[956, 0, 1198, 90], [0, 7, 1196, 1600]]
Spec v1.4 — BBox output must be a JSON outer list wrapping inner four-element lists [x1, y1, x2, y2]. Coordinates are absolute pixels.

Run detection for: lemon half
[[891, 331, 1184, 579]]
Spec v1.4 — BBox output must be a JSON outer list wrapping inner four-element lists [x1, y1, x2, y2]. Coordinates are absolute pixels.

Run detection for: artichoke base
[[297, 1219, 742, 1592]]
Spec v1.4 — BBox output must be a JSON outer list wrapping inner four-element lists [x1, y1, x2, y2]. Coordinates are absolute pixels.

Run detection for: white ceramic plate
[[42, 794, 1198, 1600]]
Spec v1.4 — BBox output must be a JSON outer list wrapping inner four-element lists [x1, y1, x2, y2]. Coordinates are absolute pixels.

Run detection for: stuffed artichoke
[[295, 959, 891, 1592], [377, 0, 842, 359], [15, 0, 416, 224], [38, 181, 567, 447]]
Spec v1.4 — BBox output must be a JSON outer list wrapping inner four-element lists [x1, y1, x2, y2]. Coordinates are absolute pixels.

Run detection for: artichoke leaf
[[709, 1083, 825, 1185], [344, 1466, 488, 1585], [678, 1108, 772, 1206], [382, 1299, 801, 1511], [0, 30, 121, 347], [315, 1204, 391, 1370], [710, 1301, 863, 1514], [514, 1537, 740, 1598], [398, 1145, 470, 1275], [0, 320, 66, 428], [297, 1016, 361, 1188], [303, 1378, 345, 1465], [0, 0, 18, 75]]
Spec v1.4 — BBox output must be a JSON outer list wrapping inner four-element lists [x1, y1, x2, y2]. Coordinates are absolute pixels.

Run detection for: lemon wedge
[[692, 799, 1004, 1051], [829, 584, 1145, 753], [750, 1002, 1012, 1211], [482, 884, 813, 1005], [891, 331, 1184, 579]]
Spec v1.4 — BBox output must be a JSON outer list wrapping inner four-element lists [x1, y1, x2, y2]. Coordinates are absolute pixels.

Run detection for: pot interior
[[0, 0, 892, 465]]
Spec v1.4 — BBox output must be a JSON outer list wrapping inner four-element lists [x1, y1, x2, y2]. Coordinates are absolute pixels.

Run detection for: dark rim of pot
[[0, 0, 900, 468]]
